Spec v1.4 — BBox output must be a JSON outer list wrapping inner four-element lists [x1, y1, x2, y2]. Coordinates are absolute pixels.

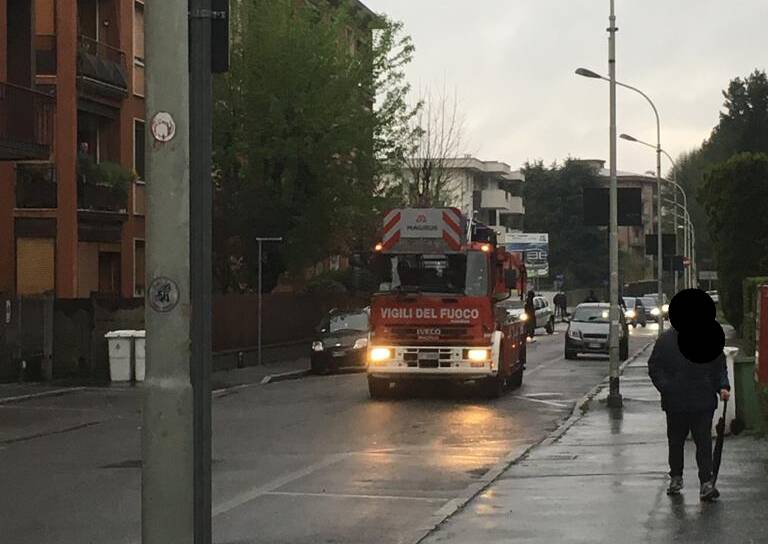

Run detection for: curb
[[260, 369, 312, 385], [0, 386, 87, 405], [411, 340, 655, 544]]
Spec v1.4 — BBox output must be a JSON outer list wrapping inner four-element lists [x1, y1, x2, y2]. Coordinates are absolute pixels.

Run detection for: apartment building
[[402, 156, 526, 237], [0, 0, 146, 301]]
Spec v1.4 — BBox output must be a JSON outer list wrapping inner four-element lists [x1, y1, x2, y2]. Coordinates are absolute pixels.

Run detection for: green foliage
[[741, 276, 768, 355], [522, 160, 608, 288], [675, 70, 768, 268], [213, 0, 418, 293], [699, 153, 768, 332], [77, 158, 134, 198]]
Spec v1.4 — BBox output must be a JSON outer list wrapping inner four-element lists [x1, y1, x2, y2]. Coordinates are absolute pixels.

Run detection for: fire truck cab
[[367, 208, 527, 399]]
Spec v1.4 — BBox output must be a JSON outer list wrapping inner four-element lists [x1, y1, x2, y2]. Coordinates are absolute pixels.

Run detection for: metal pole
[[189, 0, 214, 541], [656, 140, 664, 336], [607, 0, 622, 408], [673, 188, 678, 294], [255, 237, 283, 367], [258, 239, 263, 366], [143, 0, 194, 541]]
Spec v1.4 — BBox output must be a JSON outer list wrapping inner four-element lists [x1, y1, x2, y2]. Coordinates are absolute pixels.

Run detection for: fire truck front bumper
[[367, 345, 499, 380]]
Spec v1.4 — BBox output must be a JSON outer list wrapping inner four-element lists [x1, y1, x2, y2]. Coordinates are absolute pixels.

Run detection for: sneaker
[[667, 476, 684, 495], [700, 481, 719, 501]]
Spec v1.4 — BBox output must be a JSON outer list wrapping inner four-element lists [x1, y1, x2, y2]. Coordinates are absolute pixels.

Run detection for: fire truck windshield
[[376, 252, 489, 296]]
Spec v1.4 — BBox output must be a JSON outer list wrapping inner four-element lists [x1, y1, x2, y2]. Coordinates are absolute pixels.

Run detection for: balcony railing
[[0, 81, 55, 161], [78, 182, 128, 213], [16, 163, 57, 209], [77, 35, 128, 95]]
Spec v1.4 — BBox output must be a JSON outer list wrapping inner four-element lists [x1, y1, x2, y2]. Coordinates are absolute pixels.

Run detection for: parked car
[[310, 308, 370, 374], [707, 290, 720, 304], [622, 296, 647, 328], [499, 296, 555, 334], [565, 303, 629, 361]]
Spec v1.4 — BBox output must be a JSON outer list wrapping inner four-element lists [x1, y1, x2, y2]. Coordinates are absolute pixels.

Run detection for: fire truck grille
[[402, 347, 456, 368], [385, 326, 473, 345]]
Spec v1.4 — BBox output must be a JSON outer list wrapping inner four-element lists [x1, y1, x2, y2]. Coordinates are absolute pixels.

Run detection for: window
[[133, 1, 145, 95], [134, 239, 145, 297], [134, 120, 145, 182]]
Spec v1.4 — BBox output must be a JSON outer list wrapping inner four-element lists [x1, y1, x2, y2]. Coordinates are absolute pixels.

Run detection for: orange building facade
[[0, 0, 146, 301]]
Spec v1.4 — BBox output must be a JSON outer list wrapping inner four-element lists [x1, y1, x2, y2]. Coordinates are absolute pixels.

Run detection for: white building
[[401, 156, 526, 237]]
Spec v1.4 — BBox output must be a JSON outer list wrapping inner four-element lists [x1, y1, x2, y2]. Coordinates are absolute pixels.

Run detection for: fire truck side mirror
[[505, 270, 518, 290]]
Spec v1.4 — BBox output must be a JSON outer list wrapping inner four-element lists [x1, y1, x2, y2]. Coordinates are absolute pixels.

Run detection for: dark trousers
[[666, 411, 714, 484]]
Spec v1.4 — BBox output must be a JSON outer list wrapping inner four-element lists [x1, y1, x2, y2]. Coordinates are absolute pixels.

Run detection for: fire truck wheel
[[368, 376, 390, 399], [509, 366, 524, 389], [482, 375, 505, 399]]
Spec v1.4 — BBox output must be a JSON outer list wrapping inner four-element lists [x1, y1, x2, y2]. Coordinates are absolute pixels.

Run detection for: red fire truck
[[366, 208, 528, 399]]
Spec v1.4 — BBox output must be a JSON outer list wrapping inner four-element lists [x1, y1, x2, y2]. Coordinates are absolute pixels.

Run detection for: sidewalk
[[422, 351, 768, 544]]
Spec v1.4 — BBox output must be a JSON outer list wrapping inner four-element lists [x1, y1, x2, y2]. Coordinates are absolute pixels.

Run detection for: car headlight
[[353, 338, 368, 350], [625, 310, 636, 319], [467, 349, 490, 362], [662, 304, 669, 314], [369, 347, 392, 362], [519, 312, 529, 322], [651, 307, 661, 317], [568, 328, 582, 340], [312, 341, 324, 352]]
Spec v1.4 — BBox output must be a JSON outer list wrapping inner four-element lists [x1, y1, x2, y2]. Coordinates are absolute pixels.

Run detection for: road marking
[[212, 453, 351, 517], [524, 354, 566, 377], [265, 491, 449, 503], [512, 396, 572, 408], [0, 387, 86, 405]]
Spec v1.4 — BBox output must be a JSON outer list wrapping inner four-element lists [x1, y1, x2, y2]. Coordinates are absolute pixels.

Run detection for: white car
[[707, 290, 720, 304], [499, 297, 556, 334]]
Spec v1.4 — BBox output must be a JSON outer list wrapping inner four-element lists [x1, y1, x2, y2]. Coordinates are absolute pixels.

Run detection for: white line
[[212, 453, 350, 517], [512, 396, 572, 408], [265, 491, 449, 503], [0, 387, 86, 404]]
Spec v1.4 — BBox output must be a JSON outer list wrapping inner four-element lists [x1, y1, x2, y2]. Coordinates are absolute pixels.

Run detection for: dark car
[[622, 296, 647, 328], [310, 308, 370, 374]]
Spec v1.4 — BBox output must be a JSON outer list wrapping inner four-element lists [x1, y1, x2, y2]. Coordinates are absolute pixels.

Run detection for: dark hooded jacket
[[648, 329, 730, 413]]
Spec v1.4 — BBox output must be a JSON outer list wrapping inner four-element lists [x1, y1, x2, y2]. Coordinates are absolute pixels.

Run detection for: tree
[[699, 152, 768, 332], [212, 0, 419, 292], [400, 86, 466, 207], [522, 160, 608, 289], [674, 70, 768, 270]]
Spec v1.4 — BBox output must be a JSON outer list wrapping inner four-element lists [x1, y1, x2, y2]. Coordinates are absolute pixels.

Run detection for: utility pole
[[189, 0, 214, 541], [256, 237, 283, 366], [143, 0, 194, 542], [656, 139, 664, 337], [607, 0, 622, 408]]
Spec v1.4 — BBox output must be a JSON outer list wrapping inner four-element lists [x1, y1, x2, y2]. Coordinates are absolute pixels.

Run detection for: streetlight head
[[575, 67, 603, 79], [619, 133, 638, 142]]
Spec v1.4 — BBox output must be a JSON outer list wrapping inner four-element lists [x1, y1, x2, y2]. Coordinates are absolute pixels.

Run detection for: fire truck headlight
[[370, 347, 392, 362], [467, 349, 490, 362], [312, 341, 324, 352]]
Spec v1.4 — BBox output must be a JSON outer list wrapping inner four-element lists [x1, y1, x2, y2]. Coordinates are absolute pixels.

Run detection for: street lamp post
[[574, 0, 622, 408], [576, 69, 665, 338], [620, 134, 695, 289]]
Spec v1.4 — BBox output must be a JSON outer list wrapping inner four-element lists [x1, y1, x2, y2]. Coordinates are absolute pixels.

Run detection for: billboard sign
[[505, 233, 549, 278]]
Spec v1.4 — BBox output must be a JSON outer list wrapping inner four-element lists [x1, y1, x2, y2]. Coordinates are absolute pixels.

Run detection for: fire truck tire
[[509, 366, 524, 389], [368, 376, 390, 399], [482, 375, 505, 399]]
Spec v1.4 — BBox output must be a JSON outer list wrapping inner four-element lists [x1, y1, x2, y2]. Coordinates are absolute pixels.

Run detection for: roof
[[406, 156, 526, 181]]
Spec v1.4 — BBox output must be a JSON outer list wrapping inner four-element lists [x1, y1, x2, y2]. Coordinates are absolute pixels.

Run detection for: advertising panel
[[505, 233, 549, 278]]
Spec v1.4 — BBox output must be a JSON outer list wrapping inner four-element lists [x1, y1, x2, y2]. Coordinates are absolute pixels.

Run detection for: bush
[[742, 276, 768, 355], [92, 161, 134, 198]]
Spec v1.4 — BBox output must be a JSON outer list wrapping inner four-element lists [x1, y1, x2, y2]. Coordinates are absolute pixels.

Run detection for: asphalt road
[[0, 323, 656, 544]]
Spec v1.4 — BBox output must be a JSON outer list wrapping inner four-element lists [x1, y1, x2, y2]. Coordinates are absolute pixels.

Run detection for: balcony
[[0, 82, 55, 161], [77, 160, 131, 214], [77, 35, 128, 98], [480, 190, 524, 214], [15, 163, 57, 208]]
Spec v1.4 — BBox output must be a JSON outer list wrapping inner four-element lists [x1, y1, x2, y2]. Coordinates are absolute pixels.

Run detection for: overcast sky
[[365, 0, 768, 175]]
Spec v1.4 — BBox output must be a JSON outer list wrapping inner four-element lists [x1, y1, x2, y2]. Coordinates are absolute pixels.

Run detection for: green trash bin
[[734, 355, 762, 431]]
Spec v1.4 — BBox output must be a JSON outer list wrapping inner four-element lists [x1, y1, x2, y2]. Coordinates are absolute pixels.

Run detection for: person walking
[[560, 292, 569, 320], [584, 290, 598, 303], [524, 290, 537, 339], [553, 292, 563, 320], [648, 290, 730, 501]]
